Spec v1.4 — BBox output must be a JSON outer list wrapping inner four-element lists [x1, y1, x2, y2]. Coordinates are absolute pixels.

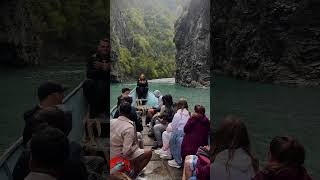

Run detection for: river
[[0, 65, 318, 179], [212, 75, 320, 179], [0, 64, 210, 153]]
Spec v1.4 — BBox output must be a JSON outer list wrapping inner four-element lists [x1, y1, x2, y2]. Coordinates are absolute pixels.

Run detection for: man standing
[[84, 39, 111, 119]]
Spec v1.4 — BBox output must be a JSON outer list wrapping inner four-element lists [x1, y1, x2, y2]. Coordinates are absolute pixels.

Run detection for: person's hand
[[93, 61, 102, 69], [102, 63, 111, 71]]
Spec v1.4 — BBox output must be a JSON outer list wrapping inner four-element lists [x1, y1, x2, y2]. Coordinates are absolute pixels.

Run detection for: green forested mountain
[[28, 0, 109, 54], [111, 0, 177, 80]]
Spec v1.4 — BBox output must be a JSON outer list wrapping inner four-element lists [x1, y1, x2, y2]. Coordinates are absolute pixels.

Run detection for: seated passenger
[[155, 99, 190, 161], [167, 99, 190, 168], [210, 115, 258, 180], [253, 136, 312, 180], [25, 127, 69, 180], [22, 81, 67, 146], [136, 73, 148, 99], [181, 105, 210, 161], [150, 95, 175, 149], [117, 88, 131, 107], [110, 102, 152, 178], [183, 146, 210, 180], [13, 107, 104, 180], [114, 96, 144, 149], [146, 90, 163, 126]]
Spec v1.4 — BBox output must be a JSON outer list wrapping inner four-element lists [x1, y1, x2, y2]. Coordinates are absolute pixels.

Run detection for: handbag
[[196, 146, 210, 165]]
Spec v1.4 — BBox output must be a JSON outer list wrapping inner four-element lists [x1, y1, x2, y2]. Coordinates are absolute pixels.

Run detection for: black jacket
[[86, 53, 110, 81], [22, 105, 41, 146]]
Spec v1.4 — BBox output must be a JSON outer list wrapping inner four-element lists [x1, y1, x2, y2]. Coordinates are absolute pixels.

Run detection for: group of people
[[110, 87, 313, 180], [14, 81, 105, 180], [13, 39, 112, 180], [147, 96, 211, 173], [110, 88, 211, 179]]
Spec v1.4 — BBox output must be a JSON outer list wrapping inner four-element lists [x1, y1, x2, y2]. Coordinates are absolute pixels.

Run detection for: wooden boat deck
[[141, 114, 182, 180]]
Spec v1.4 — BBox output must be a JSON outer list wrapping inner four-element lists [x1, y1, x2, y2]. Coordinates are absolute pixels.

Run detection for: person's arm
[[170, 112, 180, 131], [184, 117, 195, 133], [122, 127, 136, 158], [133, 109, 143, 132], [113, 110, 120, 119]]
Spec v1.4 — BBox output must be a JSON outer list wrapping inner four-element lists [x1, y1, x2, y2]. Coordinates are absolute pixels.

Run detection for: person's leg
[[137, 132, 144, 149], [182, 155, 195, 180], [136, 87, 142, 99], [153, 124, 167, 147], [169, 130, 184, 165], [131, 150, 152, 177], [162, 131, 171, 151]]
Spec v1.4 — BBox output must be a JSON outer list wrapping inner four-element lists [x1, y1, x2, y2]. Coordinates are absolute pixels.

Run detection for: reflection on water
[[213, 75, 320, 179]]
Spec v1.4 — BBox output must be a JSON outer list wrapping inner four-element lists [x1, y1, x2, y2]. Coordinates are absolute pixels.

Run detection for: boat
[[0, 82, 182, 180], [0, 81, 88, 180], [110, 87, 158, 118]]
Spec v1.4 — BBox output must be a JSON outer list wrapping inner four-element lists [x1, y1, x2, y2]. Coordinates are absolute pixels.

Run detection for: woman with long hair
[[210, 115, 259, 180], [155, 99, 190, 160], [151, 94, 175, 149], [253, 136, 312, 180]]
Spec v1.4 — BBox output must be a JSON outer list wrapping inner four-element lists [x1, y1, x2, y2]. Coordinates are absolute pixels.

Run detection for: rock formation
[[212, 0, 320, 86], [174, 0, 211, 87], [0, 0, 40, 66]]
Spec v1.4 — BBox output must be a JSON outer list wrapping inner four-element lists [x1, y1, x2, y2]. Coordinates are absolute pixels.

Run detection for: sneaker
[[154, 149, 163, 155], [168, 160, 181, 168], [160, 153, 172, 160]]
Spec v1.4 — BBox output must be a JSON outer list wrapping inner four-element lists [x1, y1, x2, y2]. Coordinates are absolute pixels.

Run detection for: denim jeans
[[169, 130, 184, 166]]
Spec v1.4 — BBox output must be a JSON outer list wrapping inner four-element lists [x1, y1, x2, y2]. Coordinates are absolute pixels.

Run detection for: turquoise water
[[110, 82, 211, 116], [0, 64, 85, 153], [0, 65, 210, 154], [212, 75, 320, 179]]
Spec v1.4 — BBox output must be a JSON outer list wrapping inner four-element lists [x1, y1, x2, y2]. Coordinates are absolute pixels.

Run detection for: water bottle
[[110, 162, 124, 174]]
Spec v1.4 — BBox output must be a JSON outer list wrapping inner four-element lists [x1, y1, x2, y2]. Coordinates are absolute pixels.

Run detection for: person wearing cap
[[83, 38, 111, 119], [22, 81, 68, 146], [146, 90, 163, 126]]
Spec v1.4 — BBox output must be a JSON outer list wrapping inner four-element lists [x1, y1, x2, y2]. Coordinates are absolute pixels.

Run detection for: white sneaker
[[154, 149, 163, 155], [168, 159, 181, 168], [159, 151, 172, 160]]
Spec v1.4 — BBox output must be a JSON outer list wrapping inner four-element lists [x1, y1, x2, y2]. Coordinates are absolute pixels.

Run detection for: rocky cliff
[[0, 0, 40, 66], [212, 0, 320, 86], [174, 0, 211, 87]]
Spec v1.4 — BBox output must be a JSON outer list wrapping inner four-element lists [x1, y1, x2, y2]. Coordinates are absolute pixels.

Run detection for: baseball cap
[[38, 81, 68, 101]]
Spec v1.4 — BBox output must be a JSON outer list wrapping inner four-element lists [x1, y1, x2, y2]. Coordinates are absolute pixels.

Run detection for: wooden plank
[[142, 161, 171, 180]]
